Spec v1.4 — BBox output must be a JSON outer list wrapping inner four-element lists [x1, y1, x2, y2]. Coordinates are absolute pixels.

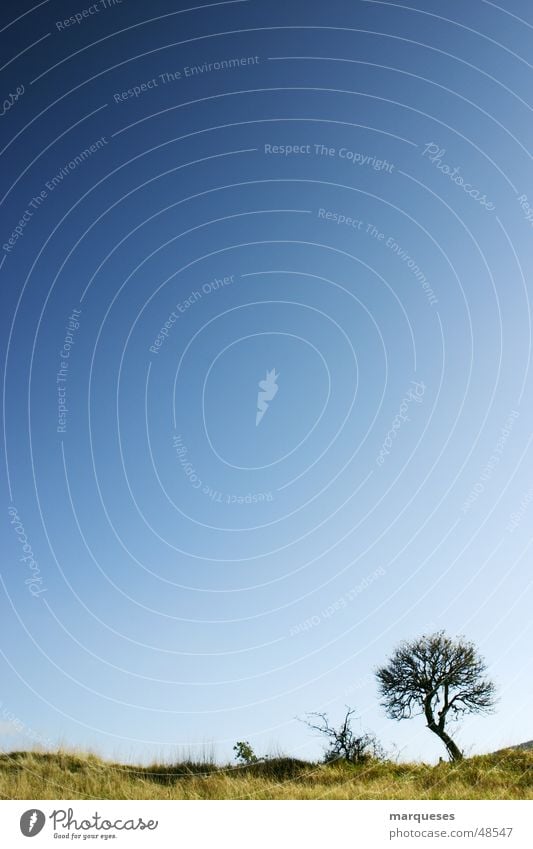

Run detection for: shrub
[[233, 741, 259, 765]]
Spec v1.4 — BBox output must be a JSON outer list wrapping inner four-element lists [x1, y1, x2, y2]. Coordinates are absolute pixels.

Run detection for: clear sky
[[1, 0, 532, 766]]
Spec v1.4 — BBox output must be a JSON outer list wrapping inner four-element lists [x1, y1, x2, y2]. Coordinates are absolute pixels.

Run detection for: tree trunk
[[428, 723, 463, 762], [423, 698, 463, 762]]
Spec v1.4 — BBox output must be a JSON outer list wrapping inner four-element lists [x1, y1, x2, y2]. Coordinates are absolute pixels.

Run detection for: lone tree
[[376, 632, 496, 761], [301, 706, 384, 764]]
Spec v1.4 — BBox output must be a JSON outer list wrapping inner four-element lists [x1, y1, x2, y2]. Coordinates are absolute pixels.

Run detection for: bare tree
[[301, 707, 384, 764], [376, 632, 496, 761]]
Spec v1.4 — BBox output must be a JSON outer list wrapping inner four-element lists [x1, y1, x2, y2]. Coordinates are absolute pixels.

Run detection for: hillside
[[492, 740, 533, 755], [0, 749, 532, 800]]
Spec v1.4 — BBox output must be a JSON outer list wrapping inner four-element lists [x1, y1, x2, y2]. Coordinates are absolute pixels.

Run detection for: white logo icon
[[256, 369, 279, 426]]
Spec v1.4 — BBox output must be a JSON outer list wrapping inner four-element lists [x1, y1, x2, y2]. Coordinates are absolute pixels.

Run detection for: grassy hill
[[0, 749, 532, 799], [508, 740, 533, 752]]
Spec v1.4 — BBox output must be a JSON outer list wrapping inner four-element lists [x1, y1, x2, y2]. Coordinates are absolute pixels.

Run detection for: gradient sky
[[1, 0, 532, 766]]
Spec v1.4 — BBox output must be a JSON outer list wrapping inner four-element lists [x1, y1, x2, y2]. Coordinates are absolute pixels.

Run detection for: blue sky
[[1, 0, 532, 765]]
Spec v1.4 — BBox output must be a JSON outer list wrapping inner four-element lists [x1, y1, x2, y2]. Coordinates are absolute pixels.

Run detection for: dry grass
[[0, 749, 532, 799]]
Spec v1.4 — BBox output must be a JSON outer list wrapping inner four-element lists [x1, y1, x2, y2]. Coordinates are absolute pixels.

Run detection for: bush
[[302, 707, 385, 765], [233, 741, 259, 765]]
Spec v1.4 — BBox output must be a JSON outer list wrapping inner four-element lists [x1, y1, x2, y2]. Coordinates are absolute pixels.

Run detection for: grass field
[[0, 749, 532, 800]]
